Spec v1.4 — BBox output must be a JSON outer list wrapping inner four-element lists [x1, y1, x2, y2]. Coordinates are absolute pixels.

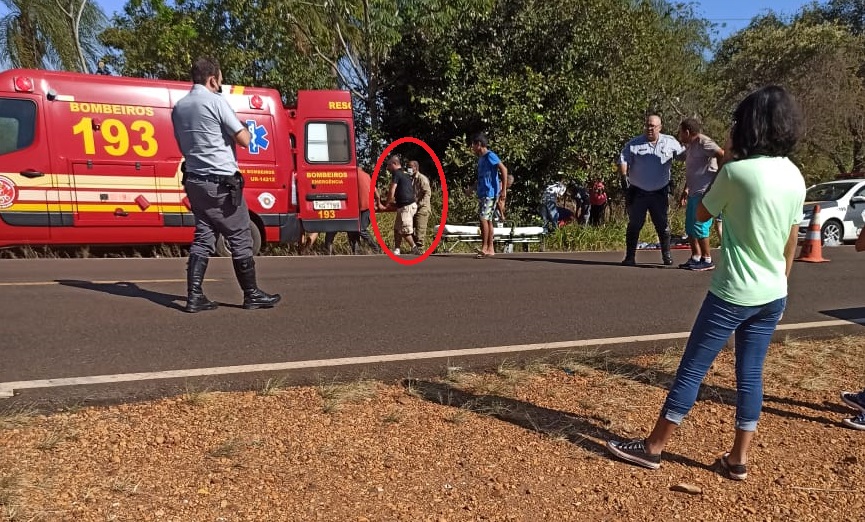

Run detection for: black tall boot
[[659, 229, 673, 265], [185, 254, 218, 313], [232, 257, 281, 310], [622, 225, 639, 265]]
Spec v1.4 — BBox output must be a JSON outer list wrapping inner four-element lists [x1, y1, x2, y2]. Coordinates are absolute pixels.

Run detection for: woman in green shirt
[[607, 85, 806, 480]]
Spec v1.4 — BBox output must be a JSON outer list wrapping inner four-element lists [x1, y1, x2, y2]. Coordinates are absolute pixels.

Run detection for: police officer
[[171, 56, 280, 312], [618, 114, 686, 266]]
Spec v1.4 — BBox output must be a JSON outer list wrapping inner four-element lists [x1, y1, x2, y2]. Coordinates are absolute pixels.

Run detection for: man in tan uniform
[[409, 160, 432, 249]]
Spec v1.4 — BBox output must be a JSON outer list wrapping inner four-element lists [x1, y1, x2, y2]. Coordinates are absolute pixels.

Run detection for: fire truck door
[[71, 161, 161, 226], [0, 95, 50, 241]]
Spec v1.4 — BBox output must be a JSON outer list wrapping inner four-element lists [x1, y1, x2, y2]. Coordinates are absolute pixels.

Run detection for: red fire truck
[[0, 69, 361, 254]]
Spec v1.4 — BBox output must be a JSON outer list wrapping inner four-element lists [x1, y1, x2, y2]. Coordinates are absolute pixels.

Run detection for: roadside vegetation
[[4, 1, 864, 235]]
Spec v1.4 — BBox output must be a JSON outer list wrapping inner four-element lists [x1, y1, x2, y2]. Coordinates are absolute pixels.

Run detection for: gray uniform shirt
[[171, 84, 245, 177], [619, 134, 685, 192], [684, 134, 721, 195]]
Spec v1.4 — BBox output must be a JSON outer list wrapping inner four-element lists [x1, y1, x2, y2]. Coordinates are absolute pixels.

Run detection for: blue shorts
[[686, 195, 713, 239], [478, 197, 496, 221]]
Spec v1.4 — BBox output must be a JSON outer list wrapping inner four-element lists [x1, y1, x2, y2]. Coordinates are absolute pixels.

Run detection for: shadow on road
[[402, 378, 712, 472], [491, 256, 671, 268], [56, 279, 186, 312], [574, 356, 851, 423], [819, 307, 865, 324]]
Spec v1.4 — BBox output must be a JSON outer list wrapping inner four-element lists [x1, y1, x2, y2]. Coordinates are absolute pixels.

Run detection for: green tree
[[0, 0, 105, 70], [288, 0, 494, 166], [380, 0, 711, 220], [100, 0, 335, 97], [55, 0, 107, 72], [819, 0, 865, 34], [710, 15, 865, 179]]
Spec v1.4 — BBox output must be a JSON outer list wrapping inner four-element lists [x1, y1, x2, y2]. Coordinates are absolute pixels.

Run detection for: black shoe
[[678, 258, 698, 269], [841, 391, 865, 412], [232, 257, 281, 310], [242, 288, 282, 310], [719, 452, 748, 481], [661, 251, 673, 265], [185, 254, 218, 313], [843, 412, 865, 431], [606, 439, 661, 470], [621, 257, 636, 266], [185, 293, 218, 313]]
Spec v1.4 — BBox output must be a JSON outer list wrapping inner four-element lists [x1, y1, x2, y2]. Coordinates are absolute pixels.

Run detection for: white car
[[799, 178, 865, 246]]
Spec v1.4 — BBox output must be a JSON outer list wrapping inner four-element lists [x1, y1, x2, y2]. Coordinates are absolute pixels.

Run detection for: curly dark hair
[[730, 85, 802, 159]]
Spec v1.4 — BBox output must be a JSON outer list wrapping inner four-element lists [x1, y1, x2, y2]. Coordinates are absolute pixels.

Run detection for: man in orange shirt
[[325, 167, 383, 254]]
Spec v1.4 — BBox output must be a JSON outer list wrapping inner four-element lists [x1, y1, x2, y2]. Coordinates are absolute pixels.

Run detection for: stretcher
[[434, 222, 546, 253]]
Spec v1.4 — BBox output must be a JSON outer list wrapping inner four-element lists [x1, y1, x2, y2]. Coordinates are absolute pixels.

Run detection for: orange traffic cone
[[796, 204, 829, 263]]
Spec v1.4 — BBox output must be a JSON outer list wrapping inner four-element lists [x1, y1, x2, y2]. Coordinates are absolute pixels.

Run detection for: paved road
[[1, 248, 863, 405]]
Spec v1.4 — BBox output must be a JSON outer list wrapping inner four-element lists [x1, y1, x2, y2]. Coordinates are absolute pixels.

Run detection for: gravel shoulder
[[2, 336, 864, 521]]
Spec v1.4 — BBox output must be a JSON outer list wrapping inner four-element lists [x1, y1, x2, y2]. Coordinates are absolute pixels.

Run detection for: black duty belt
[[189, 174, 234, 183]]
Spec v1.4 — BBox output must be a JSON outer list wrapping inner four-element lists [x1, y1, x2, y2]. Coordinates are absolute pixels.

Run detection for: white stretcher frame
[[434, 221, 546, 253]]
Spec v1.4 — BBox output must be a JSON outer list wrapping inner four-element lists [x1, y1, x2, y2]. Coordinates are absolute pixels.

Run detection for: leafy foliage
[[0, 0, 106, 71], [380, 0, 711, 222], [99, 0, 336, 99], [710, 14, 865, 179]]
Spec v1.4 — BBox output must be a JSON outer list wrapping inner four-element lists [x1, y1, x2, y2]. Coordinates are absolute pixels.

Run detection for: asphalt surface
[[1, 248, 863, 406]]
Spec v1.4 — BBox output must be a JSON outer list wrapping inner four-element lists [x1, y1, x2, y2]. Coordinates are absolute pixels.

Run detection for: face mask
[[210, 77, 223, 94]]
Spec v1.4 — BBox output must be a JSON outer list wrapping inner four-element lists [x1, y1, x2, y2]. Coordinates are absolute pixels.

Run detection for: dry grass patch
[[0, 405, 37, 431], [34, 427, 78, 451], [109, 476, 143, 496], [0, 473, 22, 509], [258, 376, 287, 396], [381, 410, 402, 424], [444, 406, 471, 425], [0, 473, 45, 522], [765, 338, 850, 392], [181, 383, 214, 405], [206, 438, 261, 459], [317, 378, 379, 413]]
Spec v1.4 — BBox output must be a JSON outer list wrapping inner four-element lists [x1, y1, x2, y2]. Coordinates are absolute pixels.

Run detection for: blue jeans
[[539, 199, 559, 232], [661, 292, 787, 432]]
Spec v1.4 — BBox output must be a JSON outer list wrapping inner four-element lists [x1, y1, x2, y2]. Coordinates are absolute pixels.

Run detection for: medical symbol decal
[[246, 120, 270, 155], [0, 176, 16, 209]]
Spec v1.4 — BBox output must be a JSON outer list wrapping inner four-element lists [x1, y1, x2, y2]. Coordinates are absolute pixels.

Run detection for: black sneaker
[[662, 253, 673, 266], [841, 391, 865, 412], [678, 258, 698, 269], [621, 257, 636, 266], [689, 259, 715, 271], [720, 452, 747, 481], [843, 412, 865, 431], [606, 439, 661, 470]]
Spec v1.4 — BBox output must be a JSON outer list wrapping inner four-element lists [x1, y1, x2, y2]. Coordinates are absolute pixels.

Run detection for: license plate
[[313, 200, 341, 210]]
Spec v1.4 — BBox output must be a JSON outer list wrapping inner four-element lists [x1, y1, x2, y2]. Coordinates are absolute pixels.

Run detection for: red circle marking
[[0, 176, 16, 209], [369, 137, 449, 266]]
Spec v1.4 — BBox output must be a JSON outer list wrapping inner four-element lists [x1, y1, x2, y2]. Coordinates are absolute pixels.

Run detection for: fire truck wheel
[[215, 222, 263, 257]]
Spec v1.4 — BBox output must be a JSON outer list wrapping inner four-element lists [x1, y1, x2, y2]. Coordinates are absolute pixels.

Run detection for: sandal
[[720, 452, 747, 481]]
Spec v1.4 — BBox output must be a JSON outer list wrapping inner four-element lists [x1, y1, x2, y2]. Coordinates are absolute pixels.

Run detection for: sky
[[692, 0, 814, 41]]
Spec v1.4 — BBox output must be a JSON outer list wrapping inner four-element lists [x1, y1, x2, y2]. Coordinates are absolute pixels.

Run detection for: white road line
[[0, 279, 218, 287], [1, 318, 862, 398]]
